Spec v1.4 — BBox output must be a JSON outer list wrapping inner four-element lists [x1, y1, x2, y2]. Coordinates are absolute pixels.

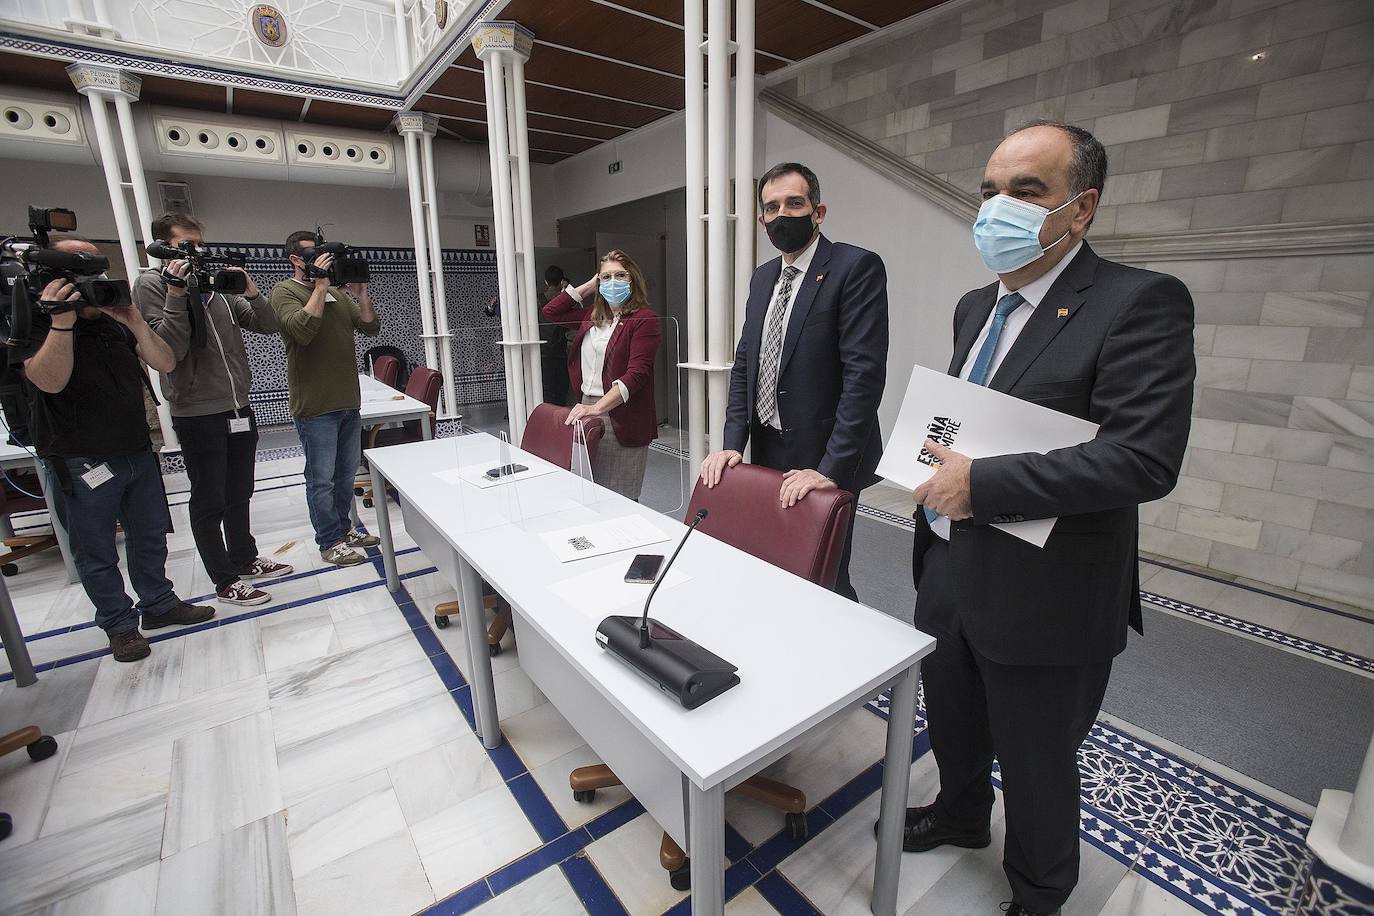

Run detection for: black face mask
[[764, 212, 817, 254]]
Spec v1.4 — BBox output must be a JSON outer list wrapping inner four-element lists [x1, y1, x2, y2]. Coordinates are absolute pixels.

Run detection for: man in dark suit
[[899, 123, 1194, 915], [700, 162, 888, 601]]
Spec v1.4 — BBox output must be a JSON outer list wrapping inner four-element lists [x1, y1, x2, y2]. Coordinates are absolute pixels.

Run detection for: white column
[[509, 54, 543, 408], [112, 94, 157, 266], [391, 0, 412, 80], [419, 129, 458, 418], [396, 120, 440, 380], [733, 0, 757, 342], [82, 93, 139, 279], [502, 63, 539, 412], [705, 0, 732, 454], [683, 0, 707, 476]]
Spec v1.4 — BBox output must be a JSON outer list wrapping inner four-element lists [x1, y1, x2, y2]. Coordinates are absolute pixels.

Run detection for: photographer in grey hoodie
[[134, 212, 293, 607]]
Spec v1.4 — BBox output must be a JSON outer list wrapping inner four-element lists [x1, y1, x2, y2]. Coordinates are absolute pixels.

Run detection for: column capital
[[65, 64, 141, 100], [393, 111, 439, 135], [470, 21, 534, 63]]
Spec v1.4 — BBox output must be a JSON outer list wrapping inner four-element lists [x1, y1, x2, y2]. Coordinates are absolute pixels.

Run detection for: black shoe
[[141, 602, 216, 630], [1002, 903, 1060, 915], [109, 628, 151, 662], [873, 803, 991, 853]]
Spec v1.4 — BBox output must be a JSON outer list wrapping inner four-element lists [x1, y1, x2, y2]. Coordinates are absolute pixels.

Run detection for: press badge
[[229, 417, 252, 434], [80, 463, 114, 489]]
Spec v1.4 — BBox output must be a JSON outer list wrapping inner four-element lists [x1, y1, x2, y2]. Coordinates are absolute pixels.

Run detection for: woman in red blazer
[[542, 249, 662, 500]]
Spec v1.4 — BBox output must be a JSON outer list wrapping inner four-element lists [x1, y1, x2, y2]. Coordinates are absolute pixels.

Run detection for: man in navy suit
[[898, 122, 1195, 915], [700, 162, 888, 601]]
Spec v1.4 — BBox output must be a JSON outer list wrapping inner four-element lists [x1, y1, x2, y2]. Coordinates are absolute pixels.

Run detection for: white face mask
[[972, 192, 1082, 273]]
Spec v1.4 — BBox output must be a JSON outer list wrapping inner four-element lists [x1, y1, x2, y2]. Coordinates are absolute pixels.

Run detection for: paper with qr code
[[877, 365, 1099, 547], [539, 515, 674, 563]]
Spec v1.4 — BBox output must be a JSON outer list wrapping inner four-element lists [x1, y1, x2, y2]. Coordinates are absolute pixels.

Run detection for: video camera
[[305, 227, 369, 285], [146, 238, 250, 296], [1, 207, 132, 349]]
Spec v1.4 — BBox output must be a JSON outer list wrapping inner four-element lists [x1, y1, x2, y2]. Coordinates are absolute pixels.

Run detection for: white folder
[[876, 365, 1100, 547]]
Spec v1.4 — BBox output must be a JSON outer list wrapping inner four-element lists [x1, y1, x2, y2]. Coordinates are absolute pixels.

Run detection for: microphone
[[596, 508, 741, 710]]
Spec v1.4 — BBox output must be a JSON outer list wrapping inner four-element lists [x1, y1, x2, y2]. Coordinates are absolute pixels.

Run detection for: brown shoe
[[141, 602, 216, 630], [109, 628, 151, 662]]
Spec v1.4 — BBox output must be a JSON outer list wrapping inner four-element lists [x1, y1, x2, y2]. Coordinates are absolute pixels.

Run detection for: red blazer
[[543, 290, 662, 447]]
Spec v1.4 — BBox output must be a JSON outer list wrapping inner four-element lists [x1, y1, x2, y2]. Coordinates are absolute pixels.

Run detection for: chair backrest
[[363, 345, 410, 389], [371, 354, 400, 389], [520, 403, 605, 470], [404, 367, 442, 414], [685, 463, 854, 589]]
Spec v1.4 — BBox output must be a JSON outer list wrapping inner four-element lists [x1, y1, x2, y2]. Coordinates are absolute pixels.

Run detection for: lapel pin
[[1056, 307, 1068, 318], [816, 274, 825, 282]]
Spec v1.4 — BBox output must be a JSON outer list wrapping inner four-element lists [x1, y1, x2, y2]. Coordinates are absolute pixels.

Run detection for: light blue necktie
[[925, 291, 1026, 524]]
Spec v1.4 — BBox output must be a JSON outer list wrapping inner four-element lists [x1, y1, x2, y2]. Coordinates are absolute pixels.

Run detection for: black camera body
[[306, 228, 369, 285], [147, 239, 249, 296], [2, 207, 132, 349]]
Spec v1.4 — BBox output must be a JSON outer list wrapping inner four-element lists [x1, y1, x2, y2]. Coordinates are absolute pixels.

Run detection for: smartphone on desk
[[625, 553, 664, 584], [484, 464, 528, 480]]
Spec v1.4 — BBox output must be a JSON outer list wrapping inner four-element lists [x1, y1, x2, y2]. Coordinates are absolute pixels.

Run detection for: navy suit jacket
[[912, 242, 1196, 666], [724, 234, 888, 492]]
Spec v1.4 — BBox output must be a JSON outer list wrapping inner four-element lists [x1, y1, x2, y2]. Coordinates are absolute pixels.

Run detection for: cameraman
[[134, 212, 293, 607], [18, 236, 213, 663], [270, 230, 380, 567]]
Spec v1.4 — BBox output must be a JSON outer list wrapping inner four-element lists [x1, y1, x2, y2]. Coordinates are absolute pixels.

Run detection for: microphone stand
[[640, 508, 707, 648]]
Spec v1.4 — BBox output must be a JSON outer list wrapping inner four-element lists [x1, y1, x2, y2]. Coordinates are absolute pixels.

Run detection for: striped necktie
[[755, 266, 801, 426]]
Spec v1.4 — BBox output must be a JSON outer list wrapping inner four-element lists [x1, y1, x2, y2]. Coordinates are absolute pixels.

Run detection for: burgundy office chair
[[0, 470, 58, 576], [433, 403, 606, 652], [370, 353, 400, 389], [569, 462, 854, 889], [358, 367, 443, 507]]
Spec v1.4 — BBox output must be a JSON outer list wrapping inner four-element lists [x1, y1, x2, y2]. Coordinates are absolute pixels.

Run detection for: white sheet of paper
[[540, 515, 674, 563], [876, 365, 1100, 547], [547, 562, 692, 624], [433, 460, 561, 489]]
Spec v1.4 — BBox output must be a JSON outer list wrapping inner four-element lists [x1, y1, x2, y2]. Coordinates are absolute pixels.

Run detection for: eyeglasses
[[600, 270, 631, 281]]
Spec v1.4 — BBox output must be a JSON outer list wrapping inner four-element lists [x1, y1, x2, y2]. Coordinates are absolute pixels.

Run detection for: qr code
[[568, 536, 595, 552]]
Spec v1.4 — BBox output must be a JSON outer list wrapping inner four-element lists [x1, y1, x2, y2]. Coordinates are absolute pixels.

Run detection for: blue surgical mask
[[599, 279, 632, 308], [972, 192, 1082, 273]]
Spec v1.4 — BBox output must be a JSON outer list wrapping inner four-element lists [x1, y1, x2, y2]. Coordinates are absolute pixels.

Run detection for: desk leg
[[36, 461, 78, 585], [873, 661, 920, 916], [369, 460, 399, 593], [0, 572, 36, 687], [456, 555, 501, 749], [688, 780, 725, 915], [421, 413, 433, 440]]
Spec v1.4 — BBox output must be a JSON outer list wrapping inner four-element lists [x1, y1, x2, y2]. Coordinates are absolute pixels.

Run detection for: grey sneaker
[[344, 528, 381, 548], [321, 541, 367, 566]]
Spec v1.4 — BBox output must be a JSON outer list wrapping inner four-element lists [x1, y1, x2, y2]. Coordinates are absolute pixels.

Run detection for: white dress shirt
[[930, 240, 1083, 540], [566, 285, 630, 403], [760, 233, 820, 430]]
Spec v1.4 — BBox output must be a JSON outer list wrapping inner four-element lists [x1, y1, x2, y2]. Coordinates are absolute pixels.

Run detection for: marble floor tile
[[164, 710, 284, 857], [0, 660, 97, 737], [499, 701, 587, 771], [1204, 587, 1306, 634], [178, 619, 265, 698], [387, 733, 505, 827], [0, 728, 71, 847], [0, 794, 164, 915], [470, 863, 581, 915], [1142, 568, 1230, 610], [1287, 607, 1374, 658], [34, 586, 94, 633], [64, 675, 269, 776], [725, 707, 887, 846], [266, 633, 428, 705], [410, 783, 543, 898], [275, 692, 467, 805], [728, 887, 783, 914], [269, 658, 441, 749], [155, 812, 296, 916], [292, 830, 435, 916], [28, 861, 160, 916], [332, 603, 413, 650], [324, 586, 400, 621], [1, 625, 110, 678], [527, 743, 633, 830], [41, 741, 173, 839], [260, 610, 342, 673], [492, 662, 546, 720], [286, 768, 409, 878], [78, 640, 187, 728], [1096, 871, 1200, 915], [583, 811, 709, 915]]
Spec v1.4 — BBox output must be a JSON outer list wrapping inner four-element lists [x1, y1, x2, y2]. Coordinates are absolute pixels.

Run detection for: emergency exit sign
[[608, 160, 622, 174]]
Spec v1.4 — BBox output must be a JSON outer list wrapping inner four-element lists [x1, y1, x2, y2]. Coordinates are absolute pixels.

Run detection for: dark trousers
[[917, 539, 1111, 913], [750, 422, 860, 602], [44, 450, 180, 635], [294, 408, 362, 550], [172, 409, 259, 591]]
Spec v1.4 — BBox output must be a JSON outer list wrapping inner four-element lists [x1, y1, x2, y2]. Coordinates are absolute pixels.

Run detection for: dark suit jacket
[[913, 242, 1195, 666], [723, 235, 888, 492]]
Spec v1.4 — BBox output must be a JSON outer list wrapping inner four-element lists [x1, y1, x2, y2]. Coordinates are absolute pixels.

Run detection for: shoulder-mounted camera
[[305, 227, 369, 285]]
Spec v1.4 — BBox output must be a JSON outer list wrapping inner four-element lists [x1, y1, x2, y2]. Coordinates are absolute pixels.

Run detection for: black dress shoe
[[873, 803, 992, 853], [1001, 903, 1060, 915]]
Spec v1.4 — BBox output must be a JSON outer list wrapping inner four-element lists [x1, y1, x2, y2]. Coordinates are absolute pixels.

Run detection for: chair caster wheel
[[573, 789, 596, 803], [362, 499, 373, 509], [434, 615, 450, 629], [785, 811, 808, 840], [1, 564, 15, 577], [669, 860, 691, 891], [488, 643, 502, 657], [26, 735, 57, 762], [0, 812, 11, 842], [353, 486, 364, 496]]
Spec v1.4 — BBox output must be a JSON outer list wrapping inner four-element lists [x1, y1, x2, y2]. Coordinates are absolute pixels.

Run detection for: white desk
[[365, 433, 934, 916], [0, 440, 76, 585], [359, 373, 433, 438]]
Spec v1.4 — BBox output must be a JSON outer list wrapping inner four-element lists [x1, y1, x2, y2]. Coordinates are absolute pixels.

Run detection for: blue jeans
[[44, 450, 181, 635], [294, 409, 361, 550]]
